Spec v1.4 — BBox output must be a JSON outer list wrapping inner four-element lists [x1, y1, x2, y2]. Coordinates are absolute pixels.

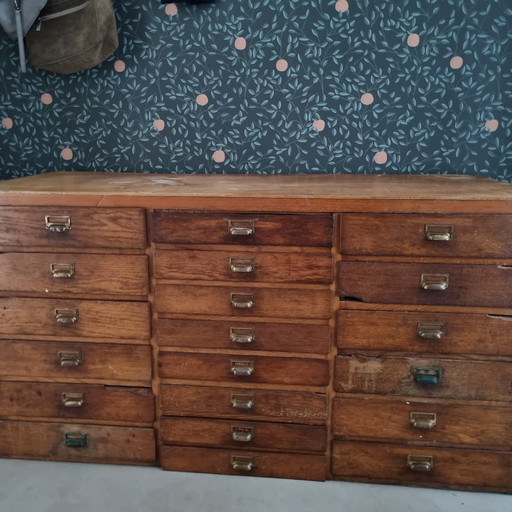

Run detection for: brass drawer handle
[[50, 263, 75, 279], [410, 411, 437, 429], [424, 224, 454, 241], [420, 274, 449, 291], [55, 308, 79, 325], [231, 360, 254, 377], [230, 393, 254, 409], [230, 327, 254, 344], [45, 215, 71, 233], [61, 392, 85, 408], [228, 219, 255, 236], [229, 256, 255, 273], [231, 426, 254, 442], [412, 366, 442, 385], [231, 455, 254, 472], [230, 292, 255, 309], [417, 322, 445, 340], [58, 350, 82, 367], [64, 432, 88, 448], [407, 454, 434, 472]]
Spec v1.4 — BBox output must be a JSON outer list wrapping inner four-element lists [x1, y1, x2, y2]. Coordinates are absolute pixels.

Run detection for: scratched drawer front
[[337, 310, 512, 357], [161, 446, 327, 481], [158, 352, 329, 387], [333, 398, 512, 450], [332, 442, 512, 493], [0, 420, 155, 465], [160, 417, 327, 453], [339, 262, 512, 308], [155, 285, 332, 319], [0, 298, 150, 342], [151, 212, 333, 247], [154, 249, 332, 284], [156, 318, 331, 354], [334, 356, 512, 401], [160, 385, 328, 425], [340, 214, 512, 258], [0, 253, 148, 298], [0, 207, 146, 249], [0, 382, 154, 424], [0, 340, 151, 384]]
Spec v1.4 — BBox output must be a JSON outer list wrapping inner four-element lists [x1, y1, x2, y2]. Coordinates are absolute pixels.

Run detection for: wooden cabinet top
[[0, 172, 511, 213]]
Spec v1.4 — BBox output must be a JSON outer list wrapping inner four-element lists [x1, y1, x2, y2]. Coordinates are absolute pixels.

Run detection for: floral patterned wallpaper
[[0, 0, 510, 181]]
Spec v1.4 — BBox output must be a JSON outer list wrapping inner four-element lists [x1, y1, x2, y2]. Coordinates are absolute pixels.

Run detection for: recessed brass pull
[[50, 262, 75, 279], [424, 224, 454, 241], [230, 292, 255, 309], [417, 322, 445, 340], [412, 366, 442, 385], [230, 327, 255, 344], [420, 273, 449, 291], [231, 426, 254, 442], [45, 215, 71, 233], [230, 393, 254, 409], [410, 411, 437, 429], [64, 432, 88, 448], [228, 219, 255, 236], [55, 308, 79, 325], [61, 392, 85, 408], [229, 256, 255, 273], [231, 455, 254, 472], [58, 350, 82, 367], [231, 360, 254, 377], [407, 454, 434, 472]]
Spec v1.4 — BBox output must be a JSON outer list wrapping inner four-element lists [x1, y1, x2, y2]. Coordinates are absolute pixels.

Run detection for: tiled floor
[[0, 459, 510, 512]]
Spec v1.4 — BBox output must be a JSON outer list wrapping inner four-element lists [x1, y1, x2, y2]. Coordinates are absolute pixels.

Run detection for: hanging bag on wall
[[25, 0, 118, 74]]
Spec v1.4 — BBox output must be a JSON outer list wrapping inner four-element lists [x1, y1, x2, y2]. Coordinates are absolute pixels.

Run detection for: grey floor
[[0, 459, 510, 512]]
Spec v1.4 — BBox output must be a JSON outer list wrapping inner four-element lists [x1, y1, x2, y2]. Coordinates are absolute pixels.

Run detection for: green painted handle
[[412, 366, 442, 385], [64, 432, 88, 448]]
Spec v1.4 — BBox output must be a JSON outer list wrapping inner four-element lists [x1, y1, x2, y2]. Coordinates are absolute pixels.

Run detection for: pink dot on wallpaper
[[235, 37, 247, 50], [335, 0, 349, 12], [61, 148, 74, 161], [41, 93, 53, 105], [312, 119, 325, 131], [196, 94, 209, 106], [114, 60, 126, 72], [276, 59, 289, 72], [153, 119, 165, 131], [165, 3, 178, 16], [2, 118, 13, 129], [450, 56, 463, 69], [407, 33, 420, 47], [485, 119, 499, 132], [213, 150, 226, 163], [374, 151, 388, 164], [360, 93, 374, 105]]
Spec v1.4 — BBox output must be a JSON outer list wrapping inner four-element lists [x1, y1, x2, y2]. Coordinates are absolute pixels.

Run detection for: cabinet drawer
[[160, 417, 326, 453], [155, 285, 332, 319], [334, 356, 512, 401], [151, 212, 333, 247], [0, 340, 151, 384], [0, 207, 146, 249], [0, 382, 154, 425], [0, 253, 148, 298], [339, 262, 512, 307], [160, 385, 328, 424], [333, 398, 512, 450], [337, 310, 512, 357], [0, 298, 150, 342], [154, 249, 332, 284], [332, 441, 512, 492], [157, 318, 330, 354], [158, 352, 329, 387], [0, 420, 155, 465], [160, 445, 327, 481], [340, 214, 512, 258]]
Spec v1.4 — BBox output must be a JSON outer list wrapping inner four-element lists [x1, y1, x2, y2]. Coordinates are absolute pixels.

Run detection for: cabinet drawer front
[[161, 446, 327, 481], [0, 382, 154, 424], [157, 318, 330, 354], [0, 298, 150, 342], [160, 385, 328, 424], [333, 398, 512, 450], [155, 285, 332, 319], [160, 417, 326, 453], [151, 212, 333, 247], [158, 352, 329, 387], [154, 249, 332, 284], [339, 262, 512, 308], [335, 356, 512, 401], [0, 253, 148, 298], [0, 420, 155, 465], [0, 341, 151, 384], [338, 310, 512, 357], [332, 441, 512, 492], [0, 207, 146, 249], [340, 214, 512, 258]]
